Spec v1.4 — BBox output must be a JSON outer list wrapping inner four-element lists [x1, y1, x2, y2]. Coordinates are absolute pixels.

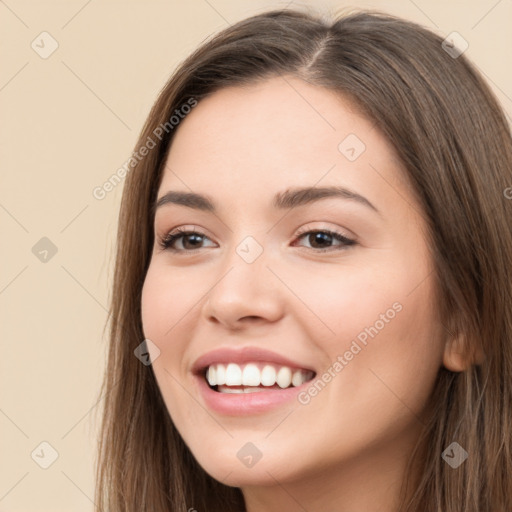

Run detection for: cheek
[[140, 262, 208, 401], [141, 271, 167, 342], [140, 264, 192, 402], [141, 262, 196, 342], [290, 258, 443, 407], [140, 266, 196, 420], [329, 278, 443, 420], [277, 259, 403, 346]]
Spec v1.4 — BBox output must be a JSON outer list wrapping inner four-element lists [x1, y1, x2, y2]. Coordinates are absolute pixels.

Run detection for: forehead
[[159, 76, 410, 211]]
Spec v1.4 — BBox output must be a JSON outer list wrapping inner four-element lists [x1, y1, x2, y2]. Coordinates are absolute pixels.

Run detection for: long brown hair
[[94, 8, 512, 511]]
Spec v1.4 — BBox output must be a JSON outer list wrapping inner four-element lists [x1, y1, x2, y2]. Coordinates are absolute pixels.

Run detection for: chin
[[190, 448, 295, 487]]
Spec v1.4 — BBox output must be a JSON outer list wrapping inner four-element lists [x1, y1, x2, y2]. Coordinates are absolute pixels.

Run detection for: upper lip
[[192, 346, 316, 375]]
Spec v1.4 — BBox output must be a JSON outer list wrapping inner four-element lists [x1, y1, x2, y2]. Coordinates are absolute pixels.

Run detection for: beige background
[[1, 0, 510, 510]]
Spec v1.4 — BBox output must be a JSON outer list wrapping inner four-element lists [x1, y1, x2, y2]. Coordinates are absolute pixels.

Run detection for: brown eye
[[159, 229, 215, 251], [294, 229, 355, 252]]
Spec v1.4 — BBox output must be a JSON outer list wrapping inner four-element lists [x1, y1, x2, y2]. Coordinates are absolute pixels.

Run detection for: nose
[[201, 245, 285, 330]]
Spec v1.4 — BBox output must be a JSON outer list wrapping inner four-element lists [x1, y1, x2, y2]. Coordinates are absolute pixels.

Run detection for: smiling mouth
[[203, 362, 316, 393]]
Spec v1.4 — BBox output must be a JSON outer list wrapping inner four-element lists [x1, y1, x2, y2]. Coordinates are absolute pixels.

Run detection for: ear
[[442, 330, 485, 372]]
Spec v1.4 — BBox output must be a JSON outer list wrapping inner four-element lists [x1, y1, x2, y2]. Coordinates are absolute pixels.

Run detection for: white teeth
[[276, 366, 292, 388], [243, 386, 264, 393], [205, 362, 314, 391], [207, 366, 216, 386], [216, 386, 266, 394], [260, 365, 276, 386], [225, 363, 242, 386], [291, 369, 303, 387], [216, 364, 226, 386], [217, 386, 245, 394], [242, 363, 260, 386]]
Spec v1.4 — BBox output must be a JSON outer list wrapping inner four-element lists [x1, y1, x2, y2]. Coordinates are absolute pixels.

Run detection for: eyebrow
[[153, 186, 380, 215]]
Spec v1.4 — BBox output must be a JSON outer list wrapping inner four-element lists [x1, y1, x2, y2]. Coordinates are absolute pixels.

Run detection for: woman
[[95, 8, 512, 512]]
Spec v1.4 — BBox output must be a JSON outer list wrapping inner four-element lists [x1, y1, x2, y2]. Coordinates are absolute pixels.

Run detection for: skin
[[140, 76, 471, 512]]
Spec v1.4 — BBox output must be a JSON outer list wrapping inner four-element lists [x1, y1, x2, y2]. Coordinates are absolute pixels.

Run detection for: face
[[141, 76, 446, 492]]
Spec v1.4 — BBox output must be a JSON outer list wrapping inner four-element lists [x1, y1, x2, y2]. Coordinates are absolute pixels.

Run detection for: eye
[[292, 227, 356, 252], [158, 225, 356, 253], [158, 227, 215, 252]]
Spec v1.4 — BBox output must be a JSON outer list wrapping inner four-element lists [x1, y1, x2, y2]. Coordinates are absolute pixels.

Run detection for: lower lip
[[194, 373, 312, 415]]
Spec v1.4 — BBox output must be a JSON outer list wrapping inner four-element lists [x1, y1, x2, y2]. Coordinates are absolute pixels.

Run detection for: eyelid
[[292, 226, 356, 253], [157, 225, 216, 252], [157, 222, 357, 254], [157, 224, 214, 241], [294, 222, 356, 240]]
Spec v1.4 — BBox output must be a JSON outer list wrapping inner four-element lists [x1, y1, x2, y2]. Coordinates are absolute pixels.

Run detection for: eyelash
[[157, 226, 356, 253]]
